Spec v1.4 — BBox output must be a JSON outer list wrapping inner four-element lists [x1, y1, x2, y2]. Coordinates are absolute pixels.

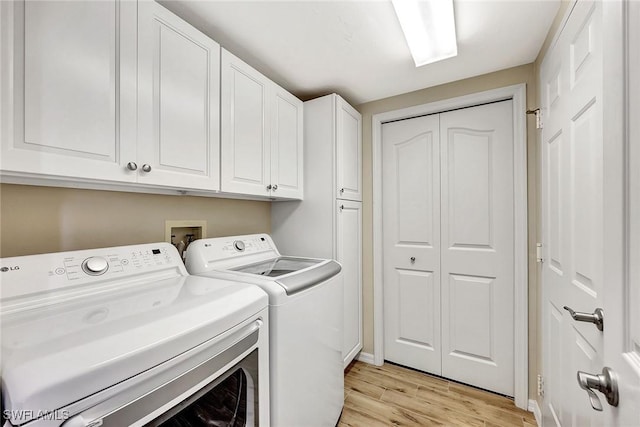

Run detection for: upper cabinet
[[1, 0, 220, 191], [221, 49, 303, 200], [0, 0, 137, 182], [137, 1, 220, 190], [270, 86, 304, 199], [336, 97, 362, 202], [1, 1, 303, 200]]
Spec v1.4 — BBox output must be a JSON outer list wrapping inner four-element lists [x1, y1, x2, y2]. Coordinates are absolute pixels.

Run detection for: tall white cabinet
[[272, 94, 362, 367]]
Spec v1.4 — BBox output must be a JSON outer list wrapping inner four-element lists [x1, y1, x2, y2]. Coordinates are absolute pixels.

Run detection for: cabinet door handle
[[272, 184, 278, 191], [339, 204, 344, 211], [126, 162, 138, 171], [266, 184, 272, 191], [141, 164, 152, 173], [340, 188, 345, 194]]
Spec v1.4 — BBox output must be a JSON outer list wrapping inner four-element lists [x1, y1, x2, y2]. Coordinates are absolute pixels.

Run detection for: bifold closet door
[[382, 114, 442, 375], [382, 100, 515, 396], [439, 101, 514, 396]]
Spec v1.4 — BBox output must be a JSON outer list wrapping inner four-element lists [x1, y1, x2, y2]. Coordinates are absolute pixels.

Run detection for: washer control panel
[[212, 235, 272, 257], [0, 243, 186, 301], [186, 234, 278, 273]]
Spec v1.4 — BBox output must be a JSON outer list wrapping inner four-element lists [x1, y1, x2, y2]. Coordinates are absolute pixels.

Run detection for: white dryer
[[0, 243, 270, 427], [185, 234, 344, 427]]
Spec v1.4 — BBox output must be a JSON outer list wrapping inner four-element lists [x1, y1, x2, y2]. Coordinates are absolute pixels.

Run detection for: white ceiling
[[160, 0, 560, 106]]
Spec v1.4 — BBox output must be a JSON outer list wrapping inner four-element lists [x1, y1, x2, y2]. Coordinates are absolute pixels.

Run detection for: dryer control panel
[[0, 243, 186, 301]]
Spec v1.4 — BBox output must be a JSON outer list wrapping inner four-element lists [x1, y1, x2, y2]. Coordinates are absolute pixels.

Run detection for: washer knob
[[82, 257, 109, 276], [233, 240, 245, 252]]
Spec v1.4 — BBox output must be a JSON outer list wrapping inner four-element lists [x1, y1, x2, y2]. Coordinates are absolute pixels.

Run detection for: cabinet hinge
[[527, 108, 543, 129], [537, 374, 545, 397], [536, 243, 544, 263]]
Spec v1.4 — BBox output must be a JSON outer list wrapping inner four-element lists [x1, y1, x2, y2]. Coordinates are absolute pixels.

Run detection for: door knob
[[410, 257, 416, 263], [577, 367, 619, 411], [340, 188, 345, 194], [266, 184, 272, 191], [272, 184, 278, 191], [563, 306, 604, 331], [126, 162, 138, 171], [141, 164, 152, 173]]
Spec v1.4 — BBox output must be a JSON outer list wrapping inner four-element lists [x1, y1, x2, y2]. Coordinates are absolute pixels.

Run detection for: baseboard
[[528, 399, 542, 426], [357, 352, 375, 365]]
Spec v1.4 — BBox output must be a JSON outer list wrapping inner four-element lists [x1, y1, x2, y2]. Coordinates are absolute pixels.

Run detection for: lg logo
[[0, 266, 19, 272]]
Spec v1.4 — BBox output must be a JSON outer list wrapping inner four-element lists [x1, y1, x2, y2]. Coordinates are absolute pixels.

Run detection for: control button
[[121, 259, 129, 265], [54, 268, 65, 275], [233, 240, 245, 252], [81, 257, 109, 276]]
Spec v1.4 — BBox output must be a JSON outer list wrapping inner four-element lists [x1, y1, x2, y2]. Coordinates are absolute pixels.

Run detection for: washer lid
[[232, 257, 342, 295], [0, 275, 267, 425]]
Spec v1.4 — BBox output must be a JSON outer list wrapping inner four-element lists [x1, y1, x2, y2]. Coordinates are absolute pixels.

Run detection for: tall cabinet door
[[337, 200, 363, 367], [0, 0, 137, 182], [336, 97, 362, 201], [221, 49, 270, 196], [270, 85, 303, 199], [137, 1, 220, 190]]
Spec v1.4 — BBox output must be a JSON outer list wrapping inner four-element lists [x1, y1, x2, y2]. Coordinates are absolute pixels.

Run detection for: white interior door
[[603, 0, 640, 424], [382, 101, 515, 396], [439, 101, 515, 396], [382, 114, 442, 375], [541, 1, 609, 425]]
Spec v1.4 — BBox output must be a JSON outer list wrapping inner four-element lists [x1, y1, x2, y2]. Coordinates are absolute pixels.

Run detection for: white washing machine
[[185, 234, 344, 427], [0, 243, 270, 427]]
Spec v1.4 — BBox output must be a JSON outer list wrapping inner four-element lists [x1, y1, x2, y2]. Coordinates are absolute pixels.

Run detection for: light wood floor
[[338, 361, 537, 427]]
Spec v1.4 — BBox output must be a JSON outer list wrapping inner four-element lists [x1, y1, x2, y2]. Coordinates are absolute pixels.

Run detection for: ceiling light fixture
[[391, 0, 458, 67]]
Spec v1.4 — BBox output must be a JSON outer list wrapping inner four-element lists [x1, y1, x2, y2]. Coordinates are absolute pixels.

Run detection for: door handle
[[577, 367, 619, 411], [410, 257, 416, 263], [563, 306, 604, 331]]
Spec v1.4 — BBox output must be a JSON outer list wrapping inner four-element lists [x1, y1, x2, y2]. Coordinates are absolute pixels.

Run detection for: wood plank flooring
[[338, 361, 537, 427]]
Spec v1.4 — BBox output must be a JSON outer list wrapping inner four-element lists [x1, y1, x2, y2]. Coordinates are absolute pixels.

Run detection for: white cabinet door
[[0, 0, 137, 182], [336, 97, 362, 201], [270, 85, 303, 199], [337, 200, 362, 367], [137, 1, 220, 191], [221, 49, 270, 196]]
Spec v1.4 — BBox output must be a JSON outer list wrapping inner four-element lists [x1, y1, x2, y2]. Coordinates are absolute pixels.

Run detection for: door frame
[[371, 84, 528, 409]]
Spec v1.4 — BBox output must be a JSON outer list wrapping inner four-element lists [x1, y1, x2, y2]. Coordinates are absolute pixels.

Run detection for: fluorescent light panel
[[391, 0, 458, 67]]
